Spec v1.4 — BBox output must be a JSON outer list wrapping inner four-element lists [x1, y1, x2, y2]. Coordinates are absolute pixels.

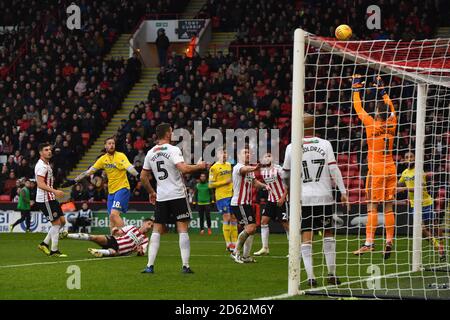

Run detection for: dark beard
[[407, 163, 414, 169]]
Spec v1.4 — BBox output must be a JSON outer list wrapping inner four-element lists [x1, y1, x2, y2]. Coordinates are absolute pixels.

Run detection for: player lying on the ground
[[60, 218, 153, 257], [398, 152, 446, 261], [253, 152, 289, 256], [351, 75, 397, 259], [283, 113, 348, 287]]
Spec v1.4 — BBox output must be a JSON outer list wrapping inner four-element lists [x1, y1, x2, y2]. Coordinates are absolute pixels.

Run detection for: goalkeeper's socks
[[261, 224, 269, 249], [67, 233, 89, 240], [243, 234, 254, 258], [222, 221, 231, 247], [301, 243, 315, 280], [323, 237, 336, 275], [366, 208, 378, 245], [385, 210, 395, 244], [147, 232, 161, 267], [179, 232, 190, 268]]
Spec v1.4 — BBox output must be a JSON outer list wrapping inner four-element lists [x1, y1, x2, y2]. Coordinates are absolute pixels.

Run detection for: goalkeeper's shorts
[[365, 172, 396, 202]]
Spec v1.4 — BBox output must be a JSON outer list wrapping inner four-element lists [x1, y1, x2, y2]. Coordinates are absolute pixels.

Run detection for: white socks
[[97, 249, 112, 256], [323, 237, 336, 275], [43, 231, 51, 245], [235, 230, 250, 254], [261, 224, 269, 249], [179, 232, 190, 268], [243, 234, 254, 258], [67, 233, 90, 240], [147, 232, 161, 267], [49, 225, 61, 251], [301, 243, 315, 280]]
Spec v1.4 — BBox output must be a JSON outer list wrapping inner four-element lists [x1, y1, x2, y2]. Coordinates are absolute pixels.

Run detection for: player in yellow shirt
[[209, 147, 237, 251], [61, 136, 139, 232], [398, 152, 445, 261]]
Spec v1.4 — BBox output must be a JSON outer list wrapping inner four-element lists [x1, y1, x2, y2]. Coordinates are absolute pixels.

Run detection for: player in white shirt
[[140, 123, 207, 274], [230, 146, 270, 264], [283, 113, 348, 287], [60, 218, 153, 257], [254, 153, 289, 256], [35, 143, 68, 258]]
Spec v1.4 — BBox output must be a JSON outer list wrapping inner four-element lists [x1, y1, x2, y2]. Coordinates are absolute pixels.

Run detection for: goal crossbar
[[306, 36, 450, 88]]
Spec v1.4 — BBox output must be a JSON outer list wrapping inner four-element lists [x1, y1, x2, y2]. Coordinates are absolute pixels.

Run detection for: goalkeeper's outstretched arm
[[374, 75, 396, 120], [351, 74, 373, 126]]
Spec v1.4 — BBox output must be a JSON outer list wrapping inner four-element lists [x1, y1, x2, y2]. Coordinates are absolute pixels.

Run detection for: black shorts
[[36, 200, 64, 222], [301, 205, 334, 231], [155, 197, 191, 224], [102, 235, 119, 251], [262, 201, 289, 222], [231, 204, 256, 225]]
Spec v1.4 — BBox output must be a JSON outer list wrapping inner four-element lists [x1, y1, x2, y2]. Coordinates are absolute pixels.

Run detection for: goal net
[[288, 29, 450, 300]]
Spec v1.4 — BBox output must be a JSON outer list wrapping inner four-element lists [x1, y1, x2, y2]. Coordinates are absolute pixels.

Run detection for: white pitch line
[[254, 293, 293, 300], [0, 255, 133, 269]]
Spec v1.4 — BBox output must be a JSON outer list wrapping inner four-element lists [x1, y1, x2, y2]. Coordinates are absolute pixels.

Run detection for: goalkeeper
[[352, 75, 397, 259]]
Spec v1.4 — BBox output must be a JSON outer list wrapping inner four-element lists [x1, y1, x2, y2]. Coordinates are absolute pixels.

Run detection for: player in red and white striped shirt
[[230, 146, 269, 264], [61, 218, 153, 257], [254, 153, 289, 256]]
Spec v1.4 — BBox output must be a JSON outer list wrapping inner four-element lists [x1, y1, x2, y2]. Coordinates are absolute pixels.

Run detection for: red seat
[[166, 87, 173, 93], [258, 110, 267, 118], [338, 164, 348, 175], [341, 116, 351, 126], [337, 154, 349, 164], [81, 132, 90, 146], [161, 94, 171, 101], [159, 88, 166, 94], [0, 195, 11, 201]]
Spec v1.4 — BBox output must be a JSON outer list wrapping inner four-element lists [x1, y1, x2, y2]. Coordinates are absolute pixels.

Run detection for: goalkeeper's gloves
[[351, 74, 365, 92], [372, 75, 387, 96], [60, 179, 76, 188]]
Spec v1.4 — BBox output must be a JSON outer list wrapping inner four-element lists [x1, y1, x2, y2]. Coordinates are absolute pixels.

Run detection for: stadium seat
[[81, 133, 90, 146], [0, 195, 11, 201], [337, 154, 349, 164]]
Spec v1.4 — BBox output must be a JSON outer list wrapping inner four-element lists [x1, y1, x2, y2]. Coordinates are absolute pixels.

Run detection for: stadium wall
[[0, 203, 412, 235]]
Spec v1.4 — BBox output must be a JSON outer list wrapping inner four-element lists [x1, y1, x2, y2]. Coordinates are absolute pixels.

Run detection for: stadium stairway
[[105, 33, 132, 60], [207, 32, 236, 55], [67, 67, 159, 179], [181, 0, 207, 19]]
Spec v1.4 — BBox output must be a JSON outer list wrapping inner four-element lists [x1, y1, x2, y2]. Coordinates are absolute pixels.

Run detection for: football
[[335, 24, 352, 40]]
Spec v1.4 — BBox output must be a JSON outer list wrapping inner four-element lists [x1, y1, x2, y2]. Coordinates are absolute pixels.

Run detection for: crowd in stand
[[200, 0, 445, 41], [0, 0, 190, 199]]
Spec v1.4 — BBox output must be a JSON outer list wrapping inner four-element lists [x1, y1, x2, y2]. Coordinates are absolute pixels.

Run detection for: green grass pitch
[[0, 232, 448, 300]]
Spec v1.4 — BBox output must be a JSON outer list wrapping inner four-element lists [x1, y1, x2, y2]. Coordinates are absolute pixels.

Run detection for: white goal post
[[288, 28, 450, 299]]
